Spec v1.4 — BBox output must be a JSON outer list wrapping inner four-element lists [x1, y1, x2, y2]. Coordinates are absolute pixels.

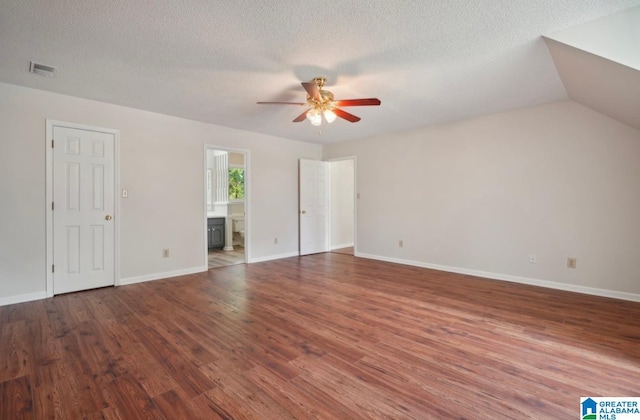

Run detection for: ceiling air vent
[[29, 61, 56, 78]]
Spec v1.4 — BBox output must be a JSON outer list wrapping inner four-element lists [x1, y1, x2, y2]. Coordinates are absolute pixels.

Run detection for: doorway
[[46, 120, 120, 296], [329, 157, 355, 256], [204, 146, 249, 269], [298, 157, 356, 257]]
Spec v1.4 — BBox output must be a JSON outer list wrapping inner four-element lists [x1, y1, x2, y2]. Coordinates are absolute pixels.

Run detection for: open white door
[[51, 123, 116, 294], [299, 159, 330, 255]]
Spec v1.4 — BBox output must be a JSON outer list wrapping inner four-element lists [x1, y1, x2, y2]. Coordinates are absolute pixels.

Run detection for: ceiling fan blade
[[257, 101, 306, 105], [292, 111, 308, 122], [301, 82, 321, 101], [334, 98, 381, 107], [334, 108, 361, 123]]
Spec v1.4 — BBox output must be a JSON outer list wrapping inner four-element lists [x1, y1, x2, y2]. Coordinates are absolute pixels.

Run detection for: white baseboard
[[356, 252, 640, 303], [119, 265, 207, 286], [0, 291, 48, 307], [331, 242, 354, 250], [247, 251, 299, 263]]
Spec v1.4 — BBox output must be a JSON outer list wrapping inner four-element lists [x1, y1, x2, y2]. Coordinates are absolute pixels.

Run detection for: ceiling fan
[[257, 77, 381, 126]]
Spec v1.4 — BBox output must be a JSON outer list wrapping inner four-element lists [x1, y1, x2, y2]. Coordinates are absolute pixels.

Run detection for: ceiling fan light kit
[[257, 76, 381, 127], [323, 109, 337, 124], [306, 108, 322, 126]]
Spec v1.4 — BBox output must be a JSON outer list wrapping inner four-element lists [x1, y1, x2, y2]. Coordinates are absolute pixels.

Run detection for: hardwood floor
[[1, 253, 639, 419], [331, 246, 354, 255], [209, 246, 245, 269]]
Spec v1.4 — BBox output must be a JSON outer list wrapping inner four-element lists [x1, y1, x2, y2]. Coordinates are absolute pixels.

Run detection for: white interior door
[[52, 125, 115, 294], [299, 159, 330, 255]]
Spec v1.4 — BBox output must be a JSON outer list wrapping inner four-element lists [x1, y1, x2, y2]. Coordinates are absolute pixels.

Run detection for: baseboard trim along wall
[[356, 252, 640, 303], [0, 252, 302, 307], [248, 251, 299, 264], [0, 291, 48, 307], [119, 266, 207, 286]]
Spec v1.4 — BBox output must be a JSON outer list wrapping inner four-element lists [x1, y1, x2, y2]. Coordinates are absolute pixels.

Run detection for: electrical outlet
[[399, 240, 403, 248], [163, 249, 170, 258], [567, 257, 576, 269], [274, 237, 278, 245], [529, 254, 537, 264]]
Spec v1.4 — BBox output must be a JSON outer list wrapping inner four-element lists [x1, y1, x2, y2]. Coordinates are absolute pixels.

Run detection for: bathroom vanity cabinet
[[207, 217, 225, 249]]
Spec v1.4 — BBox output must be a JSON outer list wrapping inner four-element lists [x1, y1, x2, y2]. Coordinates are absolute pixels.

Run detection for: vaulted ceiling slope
[[545, 6, 640, 131], [1, 0, 639, 144], [545, 39, 640, 132]]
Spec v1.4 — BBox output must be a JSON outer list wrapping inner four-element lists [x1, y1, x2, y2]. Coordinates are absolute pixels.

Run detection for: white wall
[[330, 159, 354, 249], [324, 100, 640, 300], [0, 82, 321, 304]]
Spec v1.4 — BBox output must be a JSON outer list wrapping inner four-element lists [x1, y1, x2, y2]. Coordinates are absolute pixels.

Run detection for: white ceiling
[[1, 0, 639, 144]]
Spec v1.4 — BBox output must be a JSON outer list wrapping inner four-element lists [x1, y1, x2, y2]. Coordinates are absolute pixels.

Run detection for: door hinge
[[52, 202, 54, 211], [52, 264, 55, 273], [51, 139, 54, 148]]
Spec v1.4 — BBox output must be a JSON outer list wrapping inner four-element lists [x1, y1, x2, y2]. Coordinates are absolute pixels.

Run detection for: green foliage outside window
[[229, 168, 245, 200]]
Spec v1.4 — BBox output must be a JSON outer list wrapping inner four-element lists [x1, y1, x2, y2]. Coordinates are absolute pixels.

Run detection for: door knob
[[105, 215, 113, 221]]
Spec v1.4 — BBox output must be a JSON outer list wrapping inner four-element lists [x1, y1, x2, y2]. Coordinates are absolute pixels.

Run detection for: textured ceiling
[[1, 0, 639, 144]]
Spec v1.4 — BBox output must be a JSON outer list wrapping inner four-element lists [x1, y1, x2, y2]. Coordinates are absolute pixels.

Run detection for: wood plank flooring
[[1, 253, 639, 419], [209, 246, 245, 269], [331, 247, 354, 256]]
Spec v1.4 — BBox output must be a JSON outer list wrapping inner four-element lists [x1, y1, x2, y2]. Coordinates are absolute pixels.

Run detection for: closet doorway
[[329, 157, 355, 256], [298, 157, 356, 257]]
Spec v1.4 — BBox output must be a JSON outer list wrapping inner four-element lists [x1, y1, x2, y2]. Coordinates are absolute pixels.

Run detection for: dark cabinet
[[207, 218, 225, 249]]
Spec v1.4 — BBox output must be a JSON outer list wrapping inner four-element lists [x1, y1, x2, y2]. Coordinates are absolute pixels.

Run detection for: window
[[229, 167, 245, 200]]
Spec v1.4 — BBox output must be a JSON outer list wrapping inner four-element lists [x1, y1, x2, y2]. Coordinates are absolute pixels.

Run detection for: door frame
[[327, 156, 357, 255], [45, 120, 121, 297], [203, 144, 251, 268]]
